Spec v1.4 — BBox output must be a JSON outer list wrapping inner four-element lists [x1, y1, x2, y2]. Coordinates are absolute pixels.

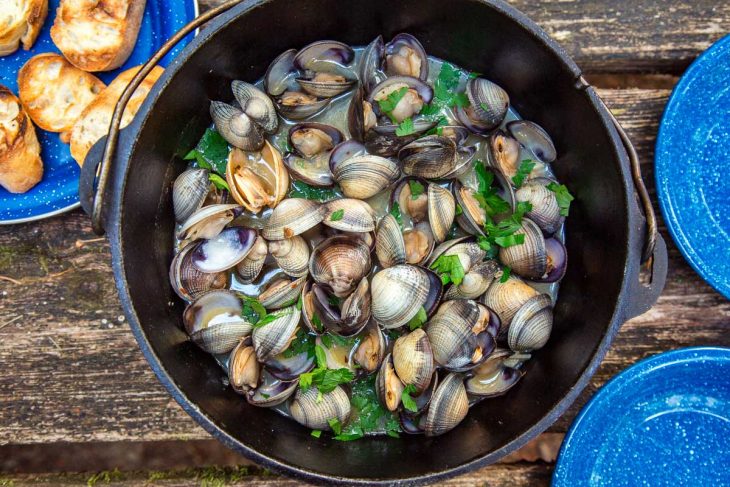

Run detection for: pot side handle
[[79, 0, 247, 235], [595, 95, 669, 320]]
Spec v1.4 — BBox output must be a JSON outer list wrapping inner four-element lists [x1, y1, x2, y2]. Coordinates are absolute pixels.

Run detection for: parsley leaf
[[208, 173, 230, 191], [251, 309, 291, 329], [407, 307, 428, 331], [184, 128, 230, 175], [474, 162, 511, 216], [430, 254, 466, 286], [500, 266, 512, 283], [238, 295, 267, 325], [547, 183, 574, 217], [377, 87, 409, 123], [311, 429, 322, 438], [296, 292, 303, 311], [289, 180, 339, 202], [332, 375, 402, 441], [422, 63, 468, 115], [408, 180, 425, 200], [425, 116, 449, 135], [389, 202, 404, 229], [311, 313, 324, 332], [329, 209, 345, 221], [402, 384, 418, 413], [512, 159, 536, 188], [395, 117, 416, 136], [283, 328, 316, 358], [451, 92, 470, 108], [455, 203, 463, 216], [328, 418, 343, 435], [299, 345, 355, 394]]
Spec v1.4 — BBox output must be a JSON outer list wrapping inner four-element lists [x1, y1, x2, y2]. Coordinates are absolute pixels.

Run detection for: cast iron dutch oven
[[79, 0, 669, 484]]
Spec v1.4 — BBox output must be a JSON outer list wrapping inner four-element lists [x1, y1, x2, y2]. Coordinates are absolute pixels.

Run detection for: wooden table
[[1, 1, 729, 485]]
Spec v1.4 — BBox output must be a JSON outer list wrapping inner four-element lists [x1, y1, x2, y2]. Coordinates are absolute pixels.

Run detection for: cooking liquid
[[178, 49, 565, 434]]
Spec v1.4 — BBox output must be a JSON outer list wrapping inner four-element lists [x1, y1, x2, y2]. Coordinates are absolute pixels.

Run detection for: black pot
[[79, 0, 668, 484]]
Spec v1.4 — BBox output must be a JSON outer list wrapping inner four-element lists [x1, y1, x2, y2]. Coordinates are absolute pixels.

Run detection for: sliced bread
[[0, 85, 43, 193]]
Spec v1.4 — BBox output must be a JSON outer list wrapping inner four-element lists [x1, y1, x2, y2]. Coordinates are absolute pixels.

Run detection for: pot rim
[[105, 0, 643, 484]]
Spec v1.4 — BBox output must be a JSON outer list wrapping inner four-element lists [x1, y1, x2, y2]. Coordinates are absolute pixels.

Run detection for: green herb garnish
[[283, 328, 316, 358], [332, 375, 401, 441], [328, 418, 343, 436], [251, 308, 291, 329], [239, 295, 267, 325], [474, 162, 511, 216], [329, 209, 345, 221], [430, 254, 466, 286], [296, 292, 303, 311], [455, 204, 463, 216], [208, 173, 230, 191], [389, 202, 404, 229], [299, 345, 355, 394], [512, 159, 536, 188], [311, 430, 322, 438], [184, 128, 230, 175], [401, 384, 419, 413], [407, 307, 428, 331], [311, 313, 324, 332], [289, 180, 339, 202], [408, 180, 425, 200], [422, 63, 468, 116], [377, 87, 409, 123], [395, 117, 416, 137], [500, 266, 512, 283], [547, 183, 574, 216]]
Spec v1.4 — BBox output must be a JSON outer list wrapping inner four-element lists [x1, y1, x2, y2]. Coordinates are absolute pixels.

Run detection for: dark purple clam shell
[[507, 120, 557, 163], [421, 266, 445, 318], [294, 40, 355, 71], [534, 238, 567, 283], [328, 140, 367, 172], [191, 227, 257, 273], [264, 48, 300, 97], [265, 350, 316, 381], [367, 76, 434, 115], [288, 122, 344, 158], [358, 35, 385, 92]]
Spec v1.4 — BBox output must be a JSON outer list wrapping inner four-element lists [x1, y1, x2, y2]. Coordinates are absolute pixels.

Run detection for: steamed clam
[[169, 33, 573, 440]]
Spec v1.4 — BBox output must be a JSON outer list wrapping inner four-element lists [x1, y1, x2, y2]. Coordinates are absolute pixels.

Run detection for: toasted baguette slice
[[69, 65, 164, 166], [0, 0, 48, 56], [0, 86, 43, 193], [18, 53, 106, 143], [50, 0, 146, 72]]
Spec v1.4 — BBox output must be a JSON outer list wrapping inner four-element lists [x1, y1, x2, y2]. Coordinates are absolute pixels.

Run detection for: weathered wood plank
[[198, 0, 730, 74], [1, 88, 728, 448], [1, 462, 554, 486]]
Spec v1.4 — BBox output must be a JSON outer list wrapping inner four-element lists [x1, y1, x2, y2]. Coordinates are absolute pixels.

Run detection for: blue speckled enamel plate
[[0, 0, 198, 224], [554, 347, 730, 486], [656, 34, 730, 299]]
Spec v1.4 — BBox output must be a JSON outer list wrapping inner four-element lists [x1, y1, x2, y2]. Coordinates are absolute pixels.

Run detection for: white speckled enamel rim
[[2, 0, 201, 226]]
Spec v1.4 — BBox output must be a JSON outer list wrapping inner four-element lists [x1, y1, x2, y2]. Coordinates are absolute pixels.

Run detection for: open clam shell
[[226, 141, 289, 213], [177, 204, 242, 242], [262, 198, 325, 240], [183, 291, 252, 354], [265, 48, 300, 97], [384, 33, 429, 81], [258, 275, 307, 310], [309, 235, 371, 298], [251, 305, 301, 361], [376, 353, 405, 412], [507, 120, 556, 163], [247, 371, 299, 407], [170, 241, 229, 301], [228, 338, 260, 394], [191, 227, 258, 273], [400, 136, 457, 180]]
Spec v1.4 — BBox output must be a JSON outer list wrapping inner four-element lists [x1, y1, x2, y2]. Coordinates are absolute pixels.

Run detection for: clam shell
[[393, 176, 430, 223], [226, 141, 289, 213], [276, 93, 331, 120], [375, 214, 406, 268], [480, 276, 539, 328], [288, 122, 343, 158], [235, 235, 268, 283], [265, 49, 299, 97], [312, 278, 371, 336], [498, 218, 547, 280], [399, 136, 457, 179], [297, 78, 356, 98], [210, 101, 264, 151], [487, 132, 521, 180], [358, 35, 385, 92], [262, 198, 325, 240], [392, 329, 435, 394], [183, 291, 252, 354], [284, 152, 334, 187], [516, 180, 564, 236], [191, 227, 258, 273], [444, 260, 499, 300], [228, 339, 260, 394], [371, 265, 430, 329], [454, 182, 486, 236], [330, 154, 400, 199], [427, 183, 456, 243], [173, 168, 209, 223], [251, 305, 301, 361], [507, 120, 556, 163], [290, 385, 352, 431], [169, 242, 228, 301], [376, 353, 404, 412], [353, 321, 386, 373], [269, 236, 310, 278], [322, 198, 376, 233], [293, 40, 355, 74], [177, 204, 241, 241], [265, 345, 316, 381], [403, 222, 435, 265], [384, 33, 429, 81], [231, 80, 278, 134], [258, 276, 307, 310], [465, 350, 524, 397], [309, 236, 371, 298], [424, 373, 469, 437], [247, 371, 299, 407], [508, 294, 553, 352], [465, 77, 509, 130]]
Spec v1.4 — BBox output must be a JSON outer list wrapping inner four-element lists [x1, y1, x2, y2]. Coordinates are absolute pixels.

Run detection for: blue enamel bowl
[[656, 34, 730, 299], [0, 0, 197, 224], [554, 347, 730, 486]]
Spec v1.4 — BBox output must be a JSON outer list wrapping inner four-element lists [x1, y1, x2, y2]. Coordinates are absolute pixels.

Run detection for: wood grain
[[0, 88, 728, 449], [198, 0, 730, 74]]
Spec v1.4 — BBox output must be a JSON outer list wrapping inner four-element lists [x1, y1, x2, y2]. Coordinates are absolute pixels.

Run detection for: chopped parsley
[[407, 307, 428, 331], [421, 62, 467, 115], [299, 345, 355, 394], [328, 418, 343, 435], [500, 266, 512, 283], [401, 384, 418, 413], [251, 308, 292, 329], [310, 313, 324, 332], [455, 203, 463, 216], [208, 173, 230, 191], [329, 209, 345, 221], [547, 183, 574, 216], [425, 116, 449, 136], [477, 201, 534, 258], [289, 180, 339, 202], [283, 328, 316, 358], [430, 254, 466, 286], [389, 202, 404, 229], [332, 374, 401, 441], [512, 159, 536, 188], [311, 429, 322, 438], [395, 117, 416, 136], [408, 180, 425, 200], [239, 295, 267, 325], [474, 162, 511, 216], [184, 128, 230, 175], [377, 87, 409, 123]]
